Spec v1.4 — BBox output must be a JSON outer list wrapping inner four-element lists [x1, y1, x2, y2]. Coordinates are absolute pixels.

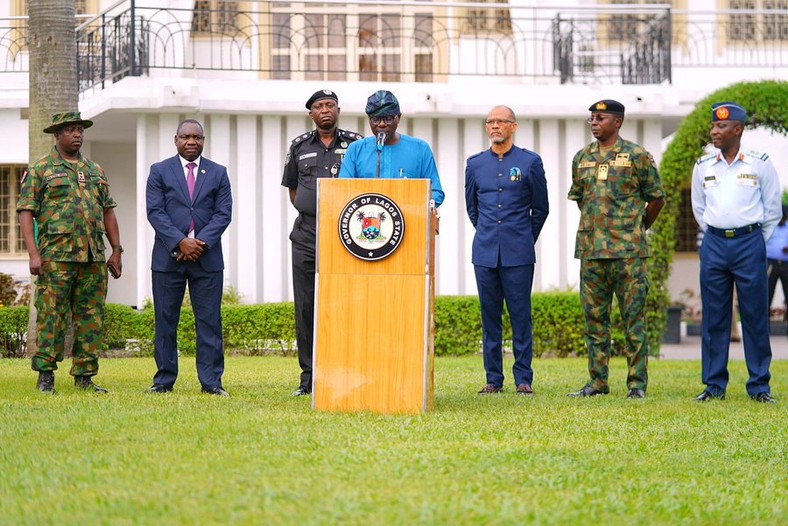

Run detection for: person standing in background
[[567, 99, 665, 400], [146, 119, 233, 396], [17, 112, 123, 394], [766, 205, 788, 321], [465, 105, 549, 395], [282, 89, 362, 396], [691, 102, 781, 403]]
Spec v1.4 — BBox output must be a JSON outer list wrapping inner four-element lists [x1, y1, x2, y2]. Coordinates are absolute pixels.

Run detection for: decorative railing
[[0, 1, 784, 92]]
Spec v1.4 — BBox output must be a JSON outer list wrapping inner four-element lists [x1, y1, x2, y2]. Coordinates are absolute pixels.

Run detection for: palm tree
[[25, 0, 79, 355]]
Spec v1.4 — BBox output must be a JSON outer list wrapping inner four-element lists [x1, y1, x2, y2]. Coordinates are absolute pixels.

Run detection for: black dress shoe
[[751, 392, 776, 404], [568, 384, 609, 398], [202, 387, 230, 397], [626, 388, 646, 399], [694, 390, 725, 402], [74, 376, 108, 393], [293, 387, 312, 396], [36, 371, 55, 394], [149, 384, 173, 393]]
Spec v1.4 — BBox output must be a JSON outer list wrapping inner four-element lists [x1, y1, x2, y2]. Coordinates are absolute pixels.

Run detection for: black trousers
[[767, 258, 788, 317], [290, 215, 317, 389]]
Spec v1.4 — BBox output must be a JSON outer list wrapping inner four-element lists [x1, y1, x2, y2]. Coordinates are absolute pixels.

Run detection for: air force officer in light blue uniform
[[691, 102, 781, 404]]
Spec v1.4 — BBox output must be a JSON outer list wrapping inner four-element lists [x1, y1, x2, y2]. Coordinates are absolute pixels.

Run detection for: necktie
[[186, 162, 196, 234]]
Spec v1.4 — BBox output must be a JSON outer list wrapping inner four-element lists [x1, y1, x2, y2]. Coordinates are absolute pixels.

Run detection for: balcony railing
[[0, 1, 785, 92]]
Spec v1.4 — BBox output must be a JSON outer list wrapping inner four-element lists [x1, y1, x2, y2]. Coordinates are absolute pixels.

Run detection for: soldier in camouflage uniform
[[282, 89, 362, 396], [567, 100, 665, 399], [17, 112, 123, 394]]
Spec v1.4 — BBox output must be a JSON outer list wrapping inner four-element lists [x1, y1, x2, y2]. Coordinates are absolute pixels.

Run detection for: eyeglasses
[[370, 115, 397, 125], [485, 119, 514, 126], [177, 134, 205, 141], [587, 115, 612, 124]]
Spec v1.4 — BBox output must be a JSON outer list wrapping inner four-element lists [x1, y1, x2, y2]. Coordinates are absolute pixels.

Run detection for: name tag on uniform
[[298, 152, 317, 161], [737, 174, 758, 187], [597, 164, 609, 181], [611, 153, 631, 167], [578, 161, 596, 169]]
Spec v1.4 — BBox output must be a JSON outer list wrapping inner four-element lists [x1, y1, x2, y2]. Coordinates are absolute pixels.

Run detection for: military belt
[[707, 223, 760, 239]]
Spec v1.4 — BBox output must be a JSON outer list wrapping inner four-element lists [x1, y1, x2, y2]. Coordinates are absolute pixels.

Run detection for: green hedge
[[0, 306, 28, 358], [3, 293, 644, 358]]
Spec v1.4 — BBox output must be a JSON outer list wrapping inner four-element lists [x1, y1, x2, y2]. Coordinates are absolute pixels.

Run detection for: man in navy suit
[[465, 106, 549, 395], [146, 119, 233, 396]]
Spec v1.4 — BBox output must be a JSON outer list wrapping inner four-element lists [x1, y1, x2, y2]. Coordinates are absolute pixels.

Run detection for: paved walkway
[[660, 333, 788, 360]]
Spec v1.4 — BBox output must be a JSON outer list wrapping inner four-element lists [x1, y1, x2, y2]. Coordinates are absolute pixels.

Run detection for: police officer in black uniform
[[282, 89, 362, 396]]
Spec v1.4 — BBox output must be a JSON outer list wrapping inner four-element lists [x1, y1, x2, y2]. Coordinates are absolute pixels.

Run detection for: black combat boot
[[74, 375, 108, 393], [36, 371, 55, 394]]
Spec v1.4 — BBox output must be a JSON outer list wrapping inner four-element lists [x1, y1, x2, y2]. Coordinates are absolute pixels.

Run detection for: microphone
[[376, 131, 387, 151]]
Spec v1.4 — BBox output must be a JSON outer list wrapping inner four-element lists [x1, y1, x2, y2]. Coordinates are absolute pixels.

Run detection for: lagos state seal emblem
[[338, 193, 405, 261]]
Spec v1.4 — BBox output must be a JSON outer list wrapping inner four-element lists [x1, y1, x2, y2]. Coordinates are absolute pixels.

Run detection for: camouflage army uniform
[[568, 137, 665, 391], [16, 146, 116, 377]]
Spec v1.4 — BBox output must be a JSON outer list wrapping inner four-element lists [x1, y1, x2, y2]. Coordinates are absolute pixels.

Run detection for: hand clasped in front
[[177, 238, 205, 262]]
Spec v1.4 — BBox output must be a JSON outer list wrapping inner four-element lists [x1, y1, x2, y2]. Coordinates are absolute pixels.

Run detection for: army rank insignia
[[597, 164, 608, 181], [77, 171, 86, 184], [612, 153, 631, 167]]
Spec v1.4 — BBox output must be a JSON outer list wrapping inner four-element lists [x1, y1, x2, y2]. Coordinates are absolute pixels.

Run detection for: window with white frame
[[461, 0, 512, 35], [728, 0, 787, 42], [192, 1, 241, 36], [0, 166, 26, 256], [269, 4, 441, 83]]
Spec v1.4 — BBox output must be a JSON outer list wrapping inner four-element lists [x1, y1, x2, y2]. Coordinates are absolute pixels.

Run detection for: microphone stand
[[375, 132, 386, 179]]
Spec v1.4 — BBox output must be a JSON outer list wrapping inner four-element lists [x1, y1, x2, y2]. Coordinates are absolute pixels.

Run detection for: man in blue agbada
[[339, 90, 445, 206], [465, 105, 549, 396]]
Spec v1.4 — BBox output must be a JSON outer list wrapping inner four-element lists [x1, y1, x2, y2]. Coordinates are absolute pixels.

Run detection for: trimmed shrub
[[222, 303, 296, 355], [9, 294, 648, 359], [0, 306, 28, 358]]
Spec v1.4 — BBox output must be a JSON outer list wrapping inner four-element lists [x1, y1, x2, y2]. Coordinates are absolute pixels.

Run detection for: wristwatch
[[112, 245, 124, 253]]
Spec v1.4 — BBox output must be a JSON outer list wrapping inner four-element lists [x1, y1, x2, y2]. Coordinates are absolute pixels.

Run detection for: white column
[[233, 114, 260, 303]]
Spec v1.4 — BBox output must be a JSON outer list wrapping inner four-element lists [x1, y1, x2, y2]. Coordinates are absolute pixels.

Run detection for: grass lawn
[[0, 355, 785, 525]]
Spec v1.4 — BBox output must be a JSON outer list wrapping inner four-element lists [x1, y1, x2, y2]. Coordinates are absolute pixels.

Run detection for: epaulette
[[291, 130, 314, 145], [467, 150, 485, 162], [339, 129, 363, 141], [696, 152, 715, 165], [743, 149, 769, 161]]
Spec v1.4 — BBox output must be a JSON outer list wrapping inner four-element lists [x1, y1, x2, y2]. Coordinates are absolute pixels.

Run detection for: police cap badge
[[306, 89, 338, 110]]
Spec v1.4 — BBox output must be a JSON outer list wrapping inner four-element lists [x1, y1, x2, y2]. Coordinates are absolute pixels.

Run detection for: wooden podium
[[313, 178, 435, 414]]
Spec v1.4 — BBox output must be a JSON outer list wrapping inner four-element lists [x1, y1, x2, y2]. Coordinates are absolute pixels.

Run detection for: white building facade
[[0, 0, 786, 309]]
